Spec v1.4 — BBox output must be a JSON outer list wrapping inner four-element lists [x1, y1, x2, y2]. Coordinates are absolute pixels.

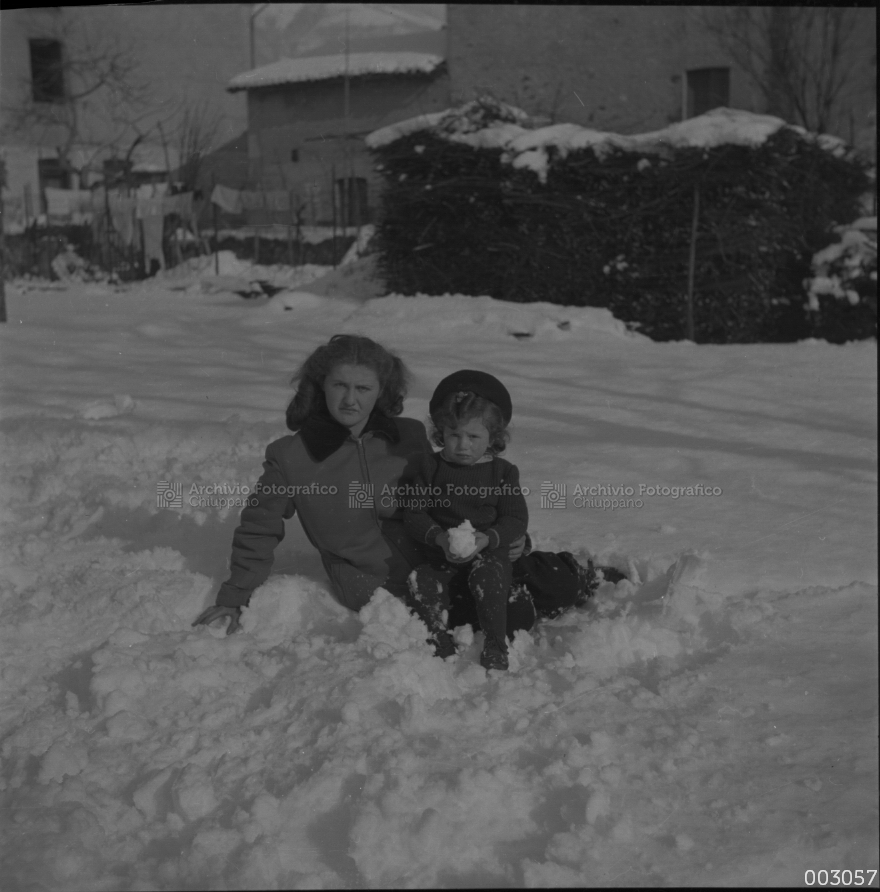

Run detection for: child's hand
[[437, 531, 489, 563], [435, 531, 461, 563]]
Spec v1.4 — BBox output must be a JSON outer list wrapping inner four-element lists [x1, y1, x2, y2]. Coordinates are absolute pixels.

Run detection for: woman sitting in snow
[[193, 334, 601, 641], [403, 371, 528, 672]]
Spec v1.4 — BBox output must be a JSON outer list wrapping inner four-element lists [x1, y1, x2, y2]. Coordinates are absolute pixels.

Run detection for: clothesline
[[210, 184, 308, 215]]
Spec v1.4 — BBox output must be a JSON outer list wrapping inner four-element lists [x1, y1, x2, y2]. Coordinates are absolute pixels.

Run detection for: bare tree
[[171, 101, 224, 192], [702, 7, 862, 134], [0, 17, 155, 184]]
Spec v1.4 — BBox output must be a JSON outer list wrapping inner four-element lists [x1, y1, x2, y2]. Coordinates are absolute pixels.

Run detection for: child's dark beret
[[429, 370, 513, 424]]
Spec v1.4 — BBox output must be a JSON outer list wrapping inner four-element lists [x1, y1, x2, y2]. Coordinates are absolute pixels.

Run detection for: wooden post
[[211, 175, 219, 274], [158, 120, 172, 191], [296, 203, 303, 268], [287, 190, 294, 267], [685, 182, 699, 342], [0, 160, 7, 323], [23, 183, 31, 229], [331, 164, 337, 267], [252, 189, 260, 265], [103, 181, 113, 277]]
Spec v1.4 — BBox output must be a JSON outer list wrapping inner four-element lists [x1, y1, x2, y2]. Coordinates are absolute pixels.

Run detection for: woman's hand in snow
[[508, 534, 528, 562], [192, 605, 242, 636]]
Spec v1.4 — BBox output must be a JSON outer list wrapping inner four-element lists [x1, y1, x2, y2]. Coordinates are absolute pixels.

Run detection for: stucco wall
[[246, 71, 450, 221], [447, 5, 750, 133], [1, 6, 249, 200], [447, 4, 876, 148]]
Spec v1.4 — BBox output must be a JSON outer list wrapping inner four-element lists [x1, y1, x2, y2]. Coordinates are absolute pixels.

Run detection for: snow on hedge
[[805, 216, 878, 308], [367, 103, 850, 183]]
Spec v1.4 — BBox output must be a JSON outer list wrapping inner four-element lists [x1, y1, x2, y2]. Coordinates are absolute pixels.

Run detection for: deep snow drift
[[0, 267, 877, 889]]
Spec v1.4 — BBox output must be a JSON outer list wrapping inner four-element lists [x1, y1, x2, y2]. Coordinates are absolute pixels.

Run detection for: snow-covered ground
[[0, 259, 877, 890]]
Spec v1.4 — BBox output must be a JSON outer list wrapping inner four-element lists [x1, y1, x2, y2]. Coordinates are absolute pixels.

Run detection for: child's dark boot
[[429, 629, 457, 659], [480, 633, 509, 671]]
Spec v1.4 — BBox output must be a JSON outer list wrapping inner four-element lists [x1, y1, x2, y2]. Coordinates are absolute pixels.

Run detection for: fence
[[205, 169, 370, 268], [0, 178, 366, 279]]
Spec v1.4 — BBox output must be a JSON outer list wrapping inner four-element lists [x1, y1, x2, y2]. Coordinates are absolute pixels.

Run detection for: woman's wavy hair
[[285, 334, 410, 431], [429, 392, 510, 456]]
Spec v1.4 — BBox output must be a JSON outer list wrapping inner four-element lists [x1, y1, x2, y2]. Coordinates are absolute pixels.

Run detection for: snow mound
[[339, 293, 645, 341], [277, 253, 386, 303], [241, 575, 350, 646], [262, 290, 332, 313], [79, 394, 136, 419], [160, 250, 332, 295]]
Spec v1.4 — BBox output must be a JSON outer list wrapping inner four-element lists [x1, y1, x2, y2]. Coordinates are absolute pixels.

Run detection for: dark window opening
[[686, 67, 730, 118], [30, 38, 65, 103], [335, 177, 368, 226], [38, 157, 70, 211], [290, 148, 299, 163], [103, 158, 133, 187]]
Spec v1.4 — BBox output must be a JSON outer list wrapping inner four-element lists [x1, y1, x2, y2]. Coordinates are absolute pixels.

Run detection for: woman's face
[[323, 364, 381, 435]]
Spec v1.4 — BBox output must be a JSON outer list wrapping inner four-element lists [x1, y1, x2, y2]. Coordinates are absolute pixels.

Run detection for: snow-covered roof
[[367, 106, 852, 182], [228, 51, 444, 92]]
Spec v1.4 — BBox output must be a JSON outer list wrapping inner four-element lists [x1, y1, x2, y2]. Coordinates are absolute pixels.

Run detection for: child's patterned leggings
[[407, 550, 512, 643]]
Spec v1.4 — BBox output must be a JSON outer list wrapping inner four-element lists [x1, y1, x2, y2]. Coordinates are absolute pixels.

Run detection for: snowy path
[[0, 281, 876, 889]]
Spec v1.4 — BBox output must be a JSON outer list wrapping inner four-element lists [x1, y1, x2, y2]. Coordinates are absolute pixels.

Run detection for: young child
[[403, 370, 528, 671]]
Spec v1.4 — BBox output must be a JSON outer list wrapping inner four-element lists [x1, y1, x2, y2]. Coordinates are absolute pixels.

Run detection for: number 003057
[[804, 869, 878, 886]]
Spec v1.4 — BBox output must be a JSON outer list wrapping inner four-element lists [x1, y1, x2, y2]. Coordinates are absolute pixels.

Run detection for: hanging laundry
[[265, 191, 291, 211], [141, 213, 165, 274], [136, 196, 164, 220], [2, 195, 27, 234], [240, 190, 265, 211], [137, 197, 165, 274], [162, 192, 193, 219], [210, 184, 242, 214], [108, 195, 137, 246], [45, 188, 93, 218]]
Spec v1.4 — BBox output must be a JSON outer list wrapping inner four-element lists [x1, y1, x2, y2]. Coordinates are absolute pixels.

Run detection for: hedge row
[[371, 118, 871, 342]]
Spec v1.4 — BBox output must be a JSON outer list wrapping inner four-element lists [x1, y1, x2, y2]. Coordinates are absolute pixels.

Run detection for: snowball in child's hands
[[447, 520, 477, 559]]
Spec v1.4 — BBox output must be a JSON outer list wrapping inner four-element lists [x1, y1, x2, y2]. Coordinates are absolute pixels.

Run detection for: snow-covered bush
[[804, 217, 877, 342], [368, 102, 871, 343]]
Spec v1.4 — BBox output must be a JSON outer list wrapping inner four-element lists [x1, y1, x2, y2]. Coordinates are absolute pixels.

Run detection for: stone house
[[446, 5, 876, 153], [226, 51, 450, 226], [0, 5, 249, 222]]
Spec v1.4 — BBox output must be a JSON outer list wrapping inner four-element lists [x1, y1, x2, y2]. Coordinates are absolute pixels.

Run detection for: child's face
[[442, 416, 491, 465]]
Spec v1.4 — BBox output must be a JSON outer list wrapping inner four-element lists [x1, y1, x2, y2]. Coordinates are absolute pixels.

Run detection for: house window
[[686, 67, 730, 118], [290, 148, 299, 163], [103, 158, 132, 186], [335, 177, 368, 226], [38, 157, 69, 211], [30, 38, 65, 103]]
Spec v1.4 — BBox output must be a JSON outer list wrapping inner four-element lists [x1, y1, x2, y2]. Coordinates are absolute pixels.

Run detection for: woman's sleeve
[[216, 442, 295, 607], [486, 462, 529, 550]]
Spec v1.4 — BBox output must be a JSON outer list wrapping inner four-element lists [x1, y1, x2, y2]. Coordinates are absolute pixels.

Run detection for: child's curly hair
[[429, 391, 510, 456], [285, 334, 410, 431]]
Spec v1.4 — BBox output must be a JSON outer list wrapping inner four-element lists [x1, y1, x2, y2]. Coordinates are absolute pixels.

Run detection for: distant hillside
[[256, 3, 446, 66]]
